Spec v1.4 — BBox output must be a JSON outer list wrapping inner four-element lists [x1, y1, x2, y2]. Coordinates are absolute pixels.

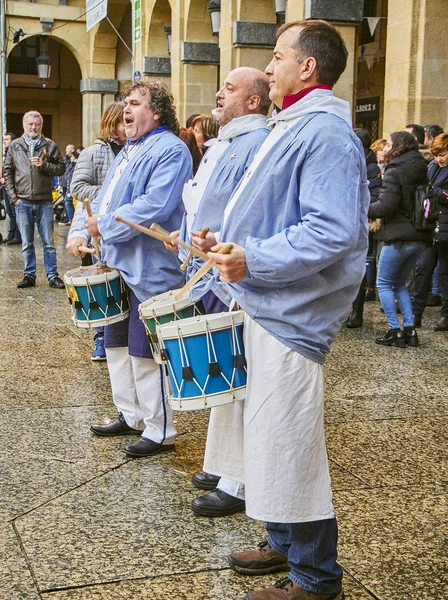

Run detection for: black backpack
[[409, 166, 441, 232]]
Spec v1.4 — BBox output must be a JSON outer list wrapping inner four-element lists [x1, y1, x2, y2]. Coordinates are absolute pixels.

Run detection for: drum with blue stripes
[[157, 311, 247, 411], [64, 266, 129, 328]]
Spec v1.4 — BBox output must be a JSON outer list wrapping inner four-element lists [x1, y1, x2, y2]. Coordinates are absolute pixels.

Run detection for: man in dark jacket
[[4, 111, 66, 288], [413, 132, 448, 331], [1, 132, 21, 245]]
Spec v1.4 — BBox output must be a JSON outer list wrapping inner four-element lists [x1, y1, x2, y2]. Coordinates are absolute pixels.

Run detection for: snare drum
[[64, 266, 129, 328], [139, 290, 203, 364], [157, 311, 246, 411]]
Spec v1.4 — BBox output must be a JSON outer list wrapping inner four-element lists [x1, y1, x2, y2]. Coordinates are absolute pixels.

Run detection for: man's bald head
[[214, 67, 271, 127]]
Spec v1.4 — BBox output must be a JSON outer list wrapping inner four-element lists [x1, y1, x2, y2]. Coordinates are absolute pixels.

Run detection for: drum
[[64, 265, 129, 328], [139, 290, 203, 364], [157, 311, 246, 411]]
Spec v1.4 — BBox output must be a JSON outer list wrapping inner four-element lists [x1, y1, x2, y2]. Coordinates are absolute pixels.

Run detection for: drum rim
[[139, 289, 195, 318], [157, 310, 244, 339], [64, 266, 121, 285]]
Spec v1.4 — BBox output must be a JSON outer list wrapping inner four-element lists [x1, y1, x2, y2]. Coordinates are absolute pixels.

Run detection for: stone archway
[[6, 35, 83, 149]]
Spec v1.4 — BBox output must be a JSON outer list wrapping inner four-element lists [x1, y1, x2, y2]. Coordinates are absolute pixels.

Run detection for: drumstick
[[180, 226, 209, 271], [114, 217, 209, 262], [77, 245, 95, 254], [84, 199, 102, 264], [174, 243, 233, 302]]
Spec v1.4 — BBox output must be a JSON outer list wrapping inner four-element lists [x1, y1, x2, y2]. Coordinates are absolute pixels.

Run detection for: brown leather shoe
[[246, 577, 344, 600], [229, 541, 288, 575]]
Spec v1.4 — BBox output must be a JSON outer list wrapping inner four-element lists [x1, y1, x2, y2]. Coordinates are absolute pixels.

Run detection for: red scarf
[[282, 84, 332, 111]]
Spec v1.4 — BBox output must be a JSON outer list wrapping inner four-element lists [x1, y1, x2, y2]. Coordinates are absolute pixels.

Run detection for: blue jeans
[[3, 190, 21, 240], [64, 197, 74, 222], [267, 519, 342, 594], [377, 241, 427, 329], [15, 201, 58, 280]]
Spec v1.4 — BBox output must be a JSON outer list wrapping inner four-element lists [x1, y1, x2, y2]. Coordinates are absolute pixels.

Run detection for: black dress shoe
[[49, 276, 65, 289], [375, 329, 406, 348], [434, 316, 448, 332], [413, 314, 422, 328], [191, 470, 220, 491], [90, 413, 142, 437], [17, 276, 36, 288], [191, 489, 246, 517], [124, 437, 175, 457], [5, 237, 21, 245]]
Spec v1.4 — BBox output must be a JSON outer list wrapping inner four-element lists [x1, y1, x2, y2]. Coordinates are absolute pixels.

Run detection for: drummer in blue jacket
[[67, 81, 192, 458], [168, 67, 271, 518], [206, 21, 369, 600]]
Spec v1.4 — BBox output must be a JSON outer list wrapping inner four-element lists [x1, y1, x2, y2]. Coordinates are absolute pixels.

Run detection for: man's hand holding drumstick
[[208, 242, 247, 283]]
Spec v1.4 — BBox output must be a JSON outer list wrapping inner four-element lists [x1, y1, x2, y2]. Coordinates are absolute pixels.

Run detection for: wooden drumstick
[[84, 199, 102, 265], [77, 245, 95, 254], [180, 226, 209, 271], [114, 217, 210, 262], [149, 223, 209, 261], [174, 243, 233, 301]]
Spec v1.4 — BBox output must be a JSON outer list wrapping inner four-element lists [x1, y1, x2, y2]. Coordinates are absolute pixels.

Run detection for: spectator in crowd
[[70, 101, 126, 361], [61, 151, 79, 226], [371, 138, 387, 174], [1, 132, 21, 245], [347, 128, 382, 327], [424, 124, 444, 148], [191, 114, 219, 154], [368, 131, 432, 347], [406, 123, 432, 163], [3, 110, 66, 289], [178, 127, 202, 175], [413, 133, 448, 331], [186, 113, 200, 129]]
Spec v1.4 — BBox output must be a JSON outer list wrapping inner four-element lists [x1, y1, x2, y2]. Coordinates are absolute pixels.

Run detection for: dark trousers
[[3, 190, 21, 240], [413, 243, 448, 317]]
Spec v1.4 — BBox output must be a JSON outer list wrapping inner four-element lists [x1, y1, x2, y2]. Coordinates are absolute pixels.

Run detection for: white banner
[[366, 17, 381, 37], [86, 0, 108, 33]]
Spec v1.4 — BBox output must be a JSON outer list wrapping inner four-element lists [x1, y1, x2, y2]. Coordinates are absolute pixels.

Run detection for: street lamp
[[164, 24, 172, 55], [208, 0, 221, 37], [36, 38, 51, 88], [274, 0, 286, 25]]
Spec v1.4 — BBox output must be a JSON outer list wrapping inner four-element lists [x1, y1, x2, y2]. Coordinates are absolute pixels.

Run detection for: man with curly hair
[[67, 81, 192, 457]]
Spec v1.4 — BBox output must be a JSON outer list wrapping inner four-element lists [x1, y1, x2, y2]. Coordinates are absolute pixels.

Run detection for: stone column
[[80, 79, 119, 146], [383, 0, 448, 136]]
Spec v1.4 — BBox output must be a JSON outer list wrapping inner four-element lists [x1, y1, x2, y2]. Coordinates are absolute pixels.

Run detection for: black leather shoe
[[404, 327, 419, 347], [17, 276, 36, 288], [90, 413, 142, 437], [413, 314, 422, 328], [124, 437, 175, 457], [49, 276, 65, 289], [375, 329, 406, 348], [434, 316, 448, 332], [192, 470, 220, 491], [5, 237, 21, 245], [191, 489, 246, 517]]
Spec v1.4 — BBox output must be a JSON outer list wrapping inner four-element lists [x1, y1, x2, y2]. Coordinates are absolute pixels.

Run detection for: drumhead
[[64, 265, 120, 285], [158, 310, 244, 340]]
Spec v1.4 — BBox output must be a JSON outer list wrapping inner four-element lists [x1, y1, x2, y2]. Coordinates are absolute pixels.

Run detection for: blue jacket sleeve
[[244, 139, 368, 286], [98, 147, 192, 243]]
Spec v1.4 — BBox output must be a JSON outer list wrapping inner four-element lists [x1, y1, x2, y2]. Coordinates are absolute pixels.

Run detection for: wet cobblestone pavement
[[0, 222, 446, 599]]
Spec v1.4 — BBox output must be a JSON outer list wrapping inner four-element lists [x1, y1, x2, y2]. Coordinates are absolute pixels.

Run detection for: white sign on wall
[[86, 0, 108, 33]]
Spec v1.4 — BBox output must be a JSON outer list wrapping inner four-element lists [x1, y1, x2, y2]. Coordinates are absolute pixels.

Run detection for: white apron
[[204, 315, 334, 523]]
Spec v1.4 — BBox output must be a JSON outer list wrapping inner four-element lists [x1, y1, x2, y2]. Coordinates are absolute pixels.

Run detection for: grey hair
[[246, 76, 271, 115], [23, 111, 44, 124]]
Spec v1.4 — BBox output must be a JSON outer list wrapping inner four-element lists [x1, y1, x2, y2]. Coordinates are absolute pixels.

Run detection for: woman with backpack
[[413, 133, 448, 331], [368, 131, 433, 348]]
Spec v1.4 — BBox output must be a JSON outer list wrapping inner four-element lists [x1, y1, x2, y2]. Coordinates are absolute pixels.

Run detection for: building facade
[[1, 0, 447, 150]]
